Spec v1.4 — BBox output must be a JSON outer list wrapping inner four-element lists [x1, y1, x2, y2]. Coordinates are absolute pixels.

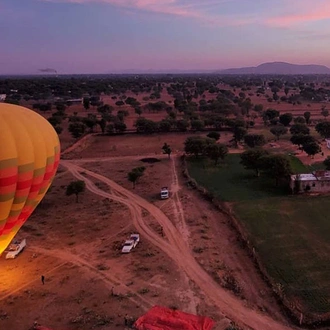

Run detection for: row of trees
[[240, 149, 292, 186], [3, 73, 330, 106], [46, 102, 129, 138], [254, 107, 330, 158], [184, 136, 228, 165]]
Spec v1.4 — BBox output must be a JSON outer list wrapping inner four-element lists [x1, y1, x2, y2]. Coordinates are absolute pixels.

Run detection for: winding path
[[61, 159, 294, 330]]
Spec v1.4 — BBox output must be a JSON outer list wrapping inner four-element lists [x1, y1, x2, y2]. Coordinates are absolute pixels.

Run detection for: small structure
[[290, 171, 330, 193], [134, 305, 215, 330], [66, 98, 83, 105], [0, 94, 6, 101]]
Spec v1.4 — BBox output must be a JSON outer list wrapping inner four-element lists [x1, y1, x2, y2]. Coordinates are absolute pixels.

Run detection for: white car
[[121, 234, 140, 253], [5, 239, 26, 259], [160, 187, 169, 199], [121, 240, 135, 253], [130, 234, 140, 246]]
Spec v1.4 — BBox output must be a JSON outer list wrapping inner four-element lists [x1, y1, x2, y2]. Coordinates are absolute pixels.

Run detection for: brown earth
[[61, 131, 240, 161], [59, 158, 294, 330], [0, 167, 201, 330], [81, 157, 288, 319]]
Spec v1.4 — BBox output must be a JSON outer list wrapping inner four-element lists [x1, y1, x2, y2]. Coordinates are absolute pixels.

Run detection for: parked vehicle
[[160, 187, 169, 199], [121, 240, 135, 254], [130, 234, 140, 247], [121, 233, 140, 253], [5, 239, 26, 259]]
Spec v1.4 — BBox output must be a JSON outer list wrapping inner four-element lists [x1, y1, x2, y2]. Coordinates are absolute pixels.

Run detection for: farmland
[[187, 154, 330, 322]]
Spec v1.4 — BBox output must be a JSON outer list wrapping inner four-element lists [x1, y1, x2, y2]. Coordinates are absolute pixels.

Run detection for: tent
[[134, 306, 215, 330]]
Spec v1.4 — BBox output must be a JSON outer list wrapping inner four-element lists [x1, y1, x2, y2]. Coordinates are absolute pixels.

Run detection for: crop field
[[187, 154, 330, 319]]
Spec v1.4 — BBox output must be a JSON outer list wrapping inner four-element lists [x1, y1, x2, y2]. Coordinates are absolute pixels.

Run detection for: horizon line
[[1, 61, 330, 76]]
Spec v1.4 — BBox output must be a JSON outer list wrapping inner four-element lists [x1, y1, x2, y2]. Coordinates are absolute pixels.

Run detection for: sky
[[1, 0, 330, 74]]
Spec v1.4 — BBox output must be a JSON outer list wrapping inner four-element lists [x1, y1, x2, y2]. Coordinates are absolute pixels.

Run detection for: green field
[[187, 154, 330, 317]]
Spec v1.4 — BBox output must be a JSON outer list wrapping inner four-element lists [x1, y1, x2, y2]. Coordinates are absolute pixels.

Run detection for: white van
[[6, 239, 26, 259], [160, 187, 169, 199]]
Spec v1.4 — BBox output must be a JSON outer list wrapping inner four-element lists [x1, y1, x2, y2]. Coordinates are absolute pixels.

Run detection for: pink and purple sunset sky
[[1, 0, 330, 74]]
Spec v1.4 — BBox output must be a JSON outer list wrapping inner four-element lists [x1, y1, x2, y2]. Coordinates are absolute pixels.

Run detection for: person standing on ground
[[41, 275, 45, 285]]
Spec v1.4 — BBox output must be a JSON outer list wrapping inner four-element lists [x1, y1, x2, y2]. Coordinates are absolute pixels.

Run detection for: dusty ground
[[0, 168, 204, 330], [62, 131, 237, 160], [62, 133, 190, 159], [57, 158, 294, 330], [82, 157, 287, 320]]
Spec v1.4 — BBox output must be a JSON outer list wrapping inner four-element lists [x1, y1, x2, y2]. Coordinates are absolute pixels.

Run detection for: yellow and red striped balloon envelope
[[0, 104, 60, 254]]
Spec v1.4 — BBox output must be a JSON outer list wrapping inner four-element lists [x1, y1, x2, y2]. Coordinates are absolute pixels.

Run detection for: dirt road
[[61, 133, 96, 155], [61, 159, 294, 330], [170, 156, 190, 243]]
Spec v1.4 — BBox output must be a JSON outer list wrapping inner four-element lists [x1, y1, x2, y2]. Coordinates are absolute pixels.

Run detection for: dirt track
[[61, 158, 295, 330]]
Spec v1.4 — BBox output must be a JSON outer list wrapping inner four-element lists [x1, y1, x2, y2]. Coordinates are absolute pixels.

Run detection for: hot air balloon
[[0, 103, 60, 255]]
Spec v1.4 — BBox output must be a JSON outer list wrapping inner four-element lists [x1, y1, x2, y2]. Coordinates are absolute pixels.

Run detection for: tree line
[[2, 74, 330, 105]]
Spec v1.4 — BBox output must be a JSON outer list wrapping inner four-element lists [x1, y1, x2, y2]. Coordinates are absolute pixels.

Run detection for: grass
[[187, 154, 330, 316], [235, 197, 330, 314], [187, 154, 288, 202], [288, 155, 326, 172], [309, 161, 327, 171], [287, 155, 309, 174]]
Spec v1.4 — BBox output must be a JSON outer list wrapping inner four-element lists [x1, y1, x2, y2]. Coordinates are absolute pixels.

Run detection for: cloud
[[40, 0, 330, 29], [42, 0, 214, 18], [40, 0, 246, 25], [56, 0, 260, 28], [39, 68, 58, 73], [266, 11, 330, 28], [264, 0, 330, 27]]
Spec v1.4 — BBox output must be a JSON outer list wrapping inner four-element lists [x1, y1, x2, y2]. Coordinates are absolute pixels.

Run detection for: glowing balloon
[[0, 104, 60, 254]]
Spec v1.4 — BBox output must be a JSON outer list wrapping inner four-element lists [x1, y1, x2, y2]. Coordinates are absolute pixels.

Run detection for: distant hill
[[218, 62, 330, 75]]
